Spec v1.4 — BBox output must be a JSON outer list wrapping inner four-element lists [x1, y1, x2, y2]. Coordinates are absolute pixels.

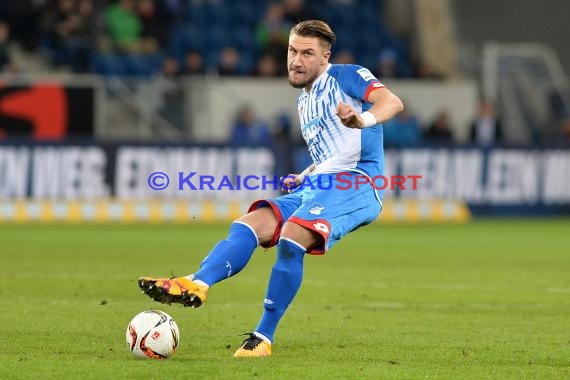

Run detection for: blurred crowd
[[229, 99, 570, 158], [0, 0, 439, 79], [225, 99, 526, 174], [384, 101, 505, 147], [230, 100, 503, 148]]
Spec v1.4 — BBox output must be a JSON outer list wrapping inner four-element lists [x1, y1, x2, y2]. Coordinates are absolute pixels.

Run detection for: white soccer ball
[[126, 310, 180, 359]]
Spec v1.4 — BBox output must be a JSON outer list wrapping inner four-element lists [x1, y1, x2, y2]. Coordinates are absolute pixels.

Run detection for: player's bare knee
[[238, 207, 278, 245]]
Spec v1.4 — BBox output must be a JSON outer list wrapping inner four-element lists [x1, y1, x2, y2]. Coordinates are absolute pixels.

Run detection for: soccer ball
[[126, 310, 180, 359]]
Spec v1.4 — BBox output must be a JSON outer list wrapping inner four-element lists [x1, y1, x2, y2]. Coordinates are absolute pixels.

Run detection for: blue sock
[[193, 222, 258, 286], [255, 238, 305, 343]]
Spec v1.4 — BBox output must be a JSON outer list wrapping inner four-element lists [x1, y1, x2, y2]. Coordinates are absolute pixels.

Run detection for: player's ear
[[322, 51, 331, 65]]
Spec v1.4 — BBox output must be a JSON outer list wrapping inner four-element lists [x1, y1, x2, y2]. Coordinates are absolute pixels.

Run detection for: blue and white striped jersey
[[297, 64, 385, 181]]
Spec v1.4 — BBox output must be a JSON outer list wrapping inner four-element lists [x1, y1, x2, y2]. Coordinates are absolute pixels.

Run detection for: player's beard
[[288, 70, 318, 89], [288, 78, 306, 89]]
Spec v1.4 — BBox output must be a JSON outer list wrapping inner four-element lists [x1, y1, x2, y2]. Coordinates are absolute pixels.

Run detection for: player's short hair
[[290, 20, 336, 50]]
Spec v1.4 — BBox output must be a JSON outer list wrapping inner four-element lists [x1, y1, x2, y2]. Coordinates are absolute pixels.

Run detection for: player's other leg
[[235, 173, 382, 357], [139, 207, 278, 308], [234, 221, 319, 357]]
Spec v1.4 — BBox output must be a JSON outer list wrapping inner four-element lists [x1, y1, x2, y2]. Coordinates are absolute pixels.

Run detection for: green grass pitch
[[1, 219, 569, 379]]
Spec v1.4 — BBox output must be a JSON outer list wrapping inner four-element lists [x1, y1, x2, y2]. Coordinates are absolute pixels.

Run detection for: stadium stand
[[2, 0, 412, 78]]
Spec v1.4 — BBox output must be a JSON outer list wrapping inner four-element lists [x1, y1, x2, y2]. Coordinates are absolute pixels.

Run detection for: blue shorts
[[248, 172, 382, 255]]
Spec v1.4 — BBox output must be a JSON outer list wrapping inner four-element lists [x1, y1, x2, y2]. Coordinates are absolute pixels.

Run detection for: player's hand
[[336, 102, 365, 129], [280, 174, 302, 192]]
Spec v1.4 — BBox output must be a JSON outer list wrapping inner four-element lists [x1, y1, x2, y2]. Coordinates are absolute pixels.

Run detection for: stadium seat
[[168, 24, 206, 61], [228, 1, 262, 26], [92, 53, 128, 76], [200, 2, 232, 25], [123, 53, 164, 77], [230, 27, 256, 51], [204, 26, 228, 52]]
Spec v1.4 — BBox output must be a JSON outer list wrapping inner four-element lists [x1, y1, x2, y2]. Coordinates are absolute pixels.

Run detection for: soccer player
[[139, 20, 404, 357]]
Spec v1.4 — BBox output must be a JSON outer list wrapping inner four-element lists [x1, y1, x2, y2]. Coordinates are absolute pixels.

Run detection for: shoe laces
[[241, 333, 264, 350]]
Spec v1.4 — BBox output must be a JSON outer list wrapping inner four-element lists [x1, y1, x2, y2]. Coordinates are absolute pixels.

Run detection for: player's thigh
[[289, 183, 381, 253], [326, 199, 381, 246]]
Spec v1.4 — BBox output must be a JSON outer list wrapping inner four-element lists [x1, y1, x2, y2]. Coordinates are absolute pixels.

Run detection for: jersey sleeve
[[335, 64, 385, 102]]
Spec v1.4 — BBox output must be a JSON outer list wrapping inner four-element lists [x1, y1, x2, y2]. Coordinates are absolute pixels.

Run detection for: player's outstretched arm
[[336, 88, 404, 129]]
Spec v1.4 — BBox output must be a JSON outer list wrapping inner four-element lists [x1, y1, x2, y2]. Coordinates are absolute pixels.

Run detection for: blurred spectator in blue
[[424, 110, 455, 144], [157, 56, 184, 130], [183, 50, 206, 75], [73, 0, 99, 72], [373, 48, 401, 78], [332, 49, 355, 64], [383, 106, 422, 147], [272, 112, 295, 176], [0, 21, 16, 72], [253, 53, 281, 77], [256, 2, 290, 62], [230, 106, 272, 147], [42, 0, 78, 60], [41, 0, 97, 72], [469, 101, 503, 146], [104, 0, 143, 52], [283, 0, 315, 24], [217, 46, 242, 76]]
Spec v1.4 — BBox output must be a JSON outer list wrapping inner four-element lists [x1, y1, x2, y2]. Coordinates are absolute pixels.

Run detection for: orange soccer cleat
[[233, 333, 272, 358], [138, 276, 208, 308]]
